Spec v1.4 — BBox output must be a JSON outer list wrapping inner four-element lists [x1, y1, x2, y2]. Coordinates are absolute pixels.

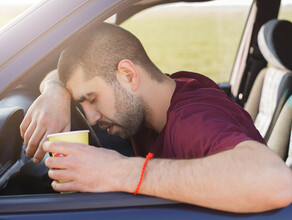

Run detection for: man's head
[[58, 22, 162, 86], [57, 23, 160, 138]]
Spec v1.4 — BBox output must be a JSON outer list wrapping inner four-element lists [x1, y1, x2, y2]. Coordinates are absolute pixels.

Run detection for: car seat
[[267, 95, 292, 166], [244, 19, 292, 141]]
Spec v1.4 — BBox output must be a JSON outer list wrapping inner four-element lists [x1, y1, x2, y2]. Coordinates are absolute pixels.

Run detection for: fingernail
[[43, 141, 49, 149], [26, 152, 31, 158], [33, 158, 39, 163]]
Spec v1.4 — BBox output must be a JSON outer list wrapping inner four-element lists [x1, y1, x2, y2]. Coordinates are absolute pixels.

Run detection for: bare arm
[[20, 70, 72, 163], [137, 141, 292, 212], [43, 140, 292, 213], [39, 69, 60, 93]]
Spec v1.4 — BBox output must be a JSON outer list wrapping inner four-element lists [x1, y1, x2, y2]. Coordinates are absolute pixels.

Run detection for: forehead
[[65, 69, 107, 102]]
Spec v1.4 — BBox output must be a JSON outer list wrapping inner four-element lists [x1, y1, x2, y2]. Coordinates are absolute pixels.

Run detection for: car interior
[[244, 19, 292, 162], [0, 0, 291, 214]]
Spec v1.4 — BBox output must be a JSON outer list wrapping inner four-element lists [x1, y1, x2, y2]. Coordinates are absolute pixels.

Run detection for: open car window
[[121, 0, 252, 83]]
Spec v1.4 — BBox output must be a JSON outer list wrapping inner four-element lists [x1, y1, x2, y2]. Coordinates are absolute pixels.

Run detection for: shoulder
[[164, 78, 265, 157], [170, 71, 220, 89], [169, 71, 232, 111]]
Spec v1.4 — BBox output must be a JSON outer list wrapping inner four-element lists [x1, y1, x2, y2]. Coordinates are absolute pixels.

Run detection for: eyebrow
[[76, 92, 94, 103]]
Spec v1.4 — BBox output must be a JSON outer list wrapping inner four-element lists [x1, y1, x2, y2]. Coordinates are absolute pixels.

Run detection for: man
[[20, 23, 292, 213]]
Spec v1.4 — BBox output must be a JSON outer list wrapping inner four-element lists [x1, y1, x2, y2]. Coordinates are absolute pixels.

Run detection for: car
[[0, 0, 291, 219]]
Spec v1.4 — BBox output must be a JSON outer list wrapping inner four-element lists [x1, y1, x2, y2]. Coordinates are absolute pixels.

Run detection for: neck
[[143, 75, 176, 133]]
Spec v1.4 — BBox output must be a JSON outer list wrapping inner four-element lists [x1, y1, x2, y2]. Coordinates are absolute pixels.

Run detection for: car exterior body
[[0, 0, 291, 219]]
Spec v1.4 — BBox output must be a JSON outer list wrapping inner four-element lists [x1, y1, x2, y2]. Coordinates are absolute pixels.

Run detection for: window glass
[[278, 0, 292, 22], [0, 0, 43, 28], [121, 0, 252, 83]]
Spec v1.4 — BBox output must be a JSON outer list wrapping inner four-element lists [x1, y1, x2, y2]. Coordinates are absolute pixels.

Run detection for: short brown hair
[[58, 23, 162, 86]]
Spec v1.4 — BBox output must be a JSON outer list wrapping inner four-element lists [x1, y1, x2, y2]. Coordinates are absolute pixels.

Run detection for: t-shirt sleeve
[[167, 101, 264, 159]]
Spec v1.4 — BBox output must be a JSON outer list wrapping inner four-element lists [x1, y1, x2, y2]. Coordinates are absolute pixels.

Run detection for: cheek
[[98, 96, 116, 116]]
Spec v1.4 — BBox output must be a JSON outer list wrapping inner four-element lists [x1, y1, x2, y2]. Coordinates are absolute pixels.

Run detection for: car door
[[0, 0, 291, 218]]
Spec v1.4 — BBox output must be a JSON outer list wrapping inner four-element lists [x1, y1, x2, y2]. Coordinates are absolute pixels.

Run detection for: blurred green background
[[121, 8, 247, 82], [121, 5, 292, 82]]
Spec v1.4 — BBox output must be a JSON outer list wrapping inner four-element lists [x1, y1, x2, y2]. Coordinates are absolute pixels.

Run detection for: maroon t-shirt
[[131, 71, 265, 158]]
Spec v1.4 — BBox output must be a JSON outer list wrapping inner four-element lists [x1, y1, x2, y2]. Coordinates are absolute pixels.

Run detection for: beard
[[109, 82, 149, 139]]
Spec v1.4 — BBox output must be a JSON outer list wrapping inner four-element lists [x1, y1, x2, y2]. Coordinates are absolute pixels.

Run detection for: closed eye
[[90, 98, 96, 104]]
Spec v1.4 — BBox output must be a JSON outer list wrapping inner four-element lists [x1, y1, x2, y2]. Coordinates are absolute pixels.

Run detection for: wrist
[[113, 157, 145, 193], [134, 152, 154, 195], [43, 80, 71, 101], [42, 79, 61, 92]]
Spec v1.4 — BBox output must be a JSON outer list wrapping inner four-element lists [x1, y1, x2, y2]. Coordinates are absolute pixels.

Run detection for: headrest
[[258, 19, 292, 71]]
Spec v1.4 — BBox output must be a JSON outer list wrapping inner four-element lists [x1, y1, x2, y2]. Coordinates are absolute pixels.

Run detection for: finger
[[43, 141, 85, 156], [61, 124, 71, 133], [45, 155, 71, 170], [51, 180, 77, 192], [32, 130, 52, 163], [48, 169, 73, 182], [26, 124, 46, 158], [23, 122, 37, 149], [20, 115, 32, 139]]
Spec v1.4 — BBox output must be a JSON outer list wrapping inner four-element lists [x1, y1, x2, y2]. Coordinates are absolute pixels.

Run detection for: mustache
[[97, 121, 114, 129]]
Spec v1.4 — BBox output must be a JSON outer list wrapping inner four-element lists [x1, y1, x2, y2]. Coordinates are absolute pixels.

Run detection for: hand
[[43, 141, 131, 193], [20, 81, 71, 163]]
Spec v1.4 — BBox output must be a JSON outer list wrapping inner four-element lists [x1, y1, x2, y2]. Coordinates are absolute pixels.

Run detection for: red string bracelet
[[133, 152, 154, 195]]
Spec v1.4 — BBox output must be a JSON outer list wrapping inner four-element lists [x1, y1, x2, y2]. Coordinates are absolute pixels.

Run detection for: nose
[[81, 103, 102, 125]]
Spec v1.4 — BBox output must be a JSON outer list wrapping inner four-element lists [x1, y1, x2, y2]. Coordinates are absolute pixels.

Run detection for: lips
[[98, 121, 116, 135], [98, 121, 112, 130], [107, 125, 113, 135]]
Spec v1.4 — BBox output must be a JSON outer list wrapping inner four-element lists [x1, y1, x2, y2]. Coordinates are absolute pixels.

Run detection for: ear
[[116, 59, 140, 91]]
